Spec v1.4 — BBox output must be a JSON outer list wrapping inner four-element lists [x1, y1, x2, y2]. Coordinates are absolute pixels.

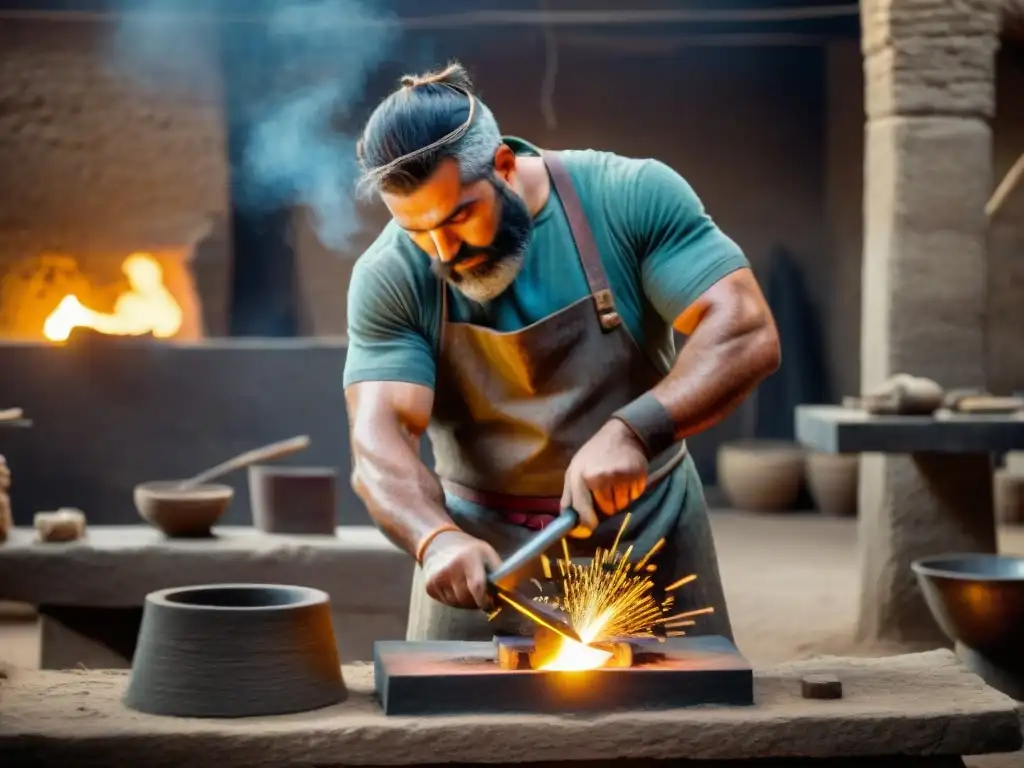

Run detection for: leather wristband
[[611, 392, 678, 459]]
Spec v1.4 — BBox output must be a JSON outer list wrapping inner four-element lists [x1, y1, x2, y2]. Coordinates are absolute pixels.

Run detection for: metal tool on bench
[[486, 506, 582, 644]]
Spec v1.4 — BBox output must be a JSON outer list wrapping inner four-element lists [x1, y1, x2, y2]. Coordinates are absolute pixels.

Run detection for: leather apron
[[407, 150, 733, 642]]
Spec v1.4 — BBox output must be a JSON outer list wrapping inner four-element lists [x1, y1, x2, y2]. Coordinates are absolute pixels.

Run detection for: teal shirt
[[343, 137, 749, 390]]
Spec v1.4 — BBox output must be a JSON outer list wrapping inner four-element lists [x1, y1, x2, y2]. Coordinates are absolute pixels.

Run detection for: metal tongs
[[485, 507, 582, 644]]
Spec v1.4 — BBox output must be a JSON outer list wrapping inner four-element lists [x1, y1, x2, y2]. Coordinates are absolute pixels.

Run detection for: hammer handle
[[488, 507, 579, 591], [487, 444, 686, 591]]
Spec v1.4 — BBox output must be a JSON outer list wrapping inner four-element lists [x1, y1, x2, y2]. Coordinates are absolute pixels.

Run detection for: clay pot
[[716, 440, 805, 512], [124, 584, 346, 718], [248, 465, 337, 535], [805, 453, 859, 517], [134, 481, 233, 538]]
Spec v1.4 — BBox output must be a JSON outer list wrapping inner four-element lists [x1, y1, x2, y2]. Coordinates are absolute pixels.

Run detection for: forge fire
[[43, 253, 184, 342]]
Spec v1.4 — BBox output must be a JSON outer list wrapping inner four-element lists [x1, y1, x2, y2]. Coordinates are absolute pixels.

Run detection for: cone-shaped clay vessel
[[124, 584, 346, 718]]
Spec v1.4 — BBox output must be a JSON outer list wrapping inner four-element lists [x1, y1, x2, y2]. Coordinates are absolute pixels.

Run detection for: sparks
[[534, 514, 714, 651]]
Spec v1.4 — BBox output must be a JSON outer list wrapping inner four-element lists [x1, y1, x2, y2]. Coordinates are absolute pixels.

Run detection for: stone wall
[[824, 39, 1024, 400], [0, 339, 368, 528], [0, 18, 232, 339]]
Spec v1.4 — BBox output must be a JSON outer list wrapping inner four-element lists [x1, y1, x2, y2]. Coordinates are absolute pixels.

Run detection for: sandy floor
[[2, 511, 1022, 764]]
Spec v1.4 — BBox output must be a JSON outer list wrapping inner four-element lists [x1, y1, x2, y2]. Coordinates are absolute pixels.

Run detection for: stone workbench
[[795, 406, 1024, 648], [0, 650, 1020, 767], [796, 406, 1024, 455], [0, 525, 413, 668]]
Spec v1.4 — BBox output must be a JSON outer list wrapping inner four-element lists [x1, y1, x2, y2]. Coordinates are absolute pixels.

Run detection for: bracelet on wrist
[[415, 523, 461, 564]]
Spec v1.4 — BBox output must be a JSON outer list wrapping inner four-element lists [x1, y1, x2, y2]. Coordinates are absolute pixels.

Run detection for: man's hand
[[421, 530, 502, 609], [561, 419, 649, 538]]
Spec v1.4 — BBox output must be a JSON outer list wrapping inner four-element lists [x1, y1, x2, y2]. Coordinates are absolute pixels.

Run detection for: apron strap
[[540, 150, 623, 332], [436, 277, 448, 356]]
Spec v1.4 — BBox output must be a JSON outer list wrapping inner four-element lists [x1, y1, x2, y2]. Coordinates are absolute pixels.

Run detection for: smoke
[[107, 0, 398, 253]]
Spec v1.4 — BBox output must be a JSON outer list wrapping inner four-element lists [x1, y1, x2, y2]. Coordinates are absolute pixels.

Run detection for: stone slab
[[374, 636, 754, 716], [795, 406, 1024, 454], [0, 525, 412, 610], [0, 650, 1019, 766]]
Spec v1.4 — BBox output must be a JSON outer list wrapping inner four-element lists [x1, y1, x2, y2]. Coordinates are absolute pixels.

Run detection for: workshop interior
[[2, 0, 1024, 766]]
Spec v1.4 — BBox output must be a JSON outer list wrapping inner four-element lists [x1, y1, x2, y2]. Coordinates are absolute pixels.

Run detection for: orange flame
[[43, 254, 183, 342]]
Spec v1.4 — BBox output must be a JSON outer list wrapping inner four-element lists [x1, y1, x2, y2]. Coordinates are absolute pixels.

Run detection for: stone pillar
[[857, 0, 1004, 646]]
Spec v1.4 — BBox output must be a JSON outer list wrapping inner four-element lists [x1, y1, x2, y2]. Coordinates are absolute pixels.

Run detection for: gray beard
[[448, 253, 526, 303]]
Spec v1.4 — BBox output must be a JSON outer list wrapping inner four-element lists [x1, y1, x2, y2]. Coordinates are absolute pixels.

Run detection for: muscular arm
[[342, 243, 456, 559], [627, 159, 780, 438], [652, 267, 780, 438], [346, 381, 454, 558]]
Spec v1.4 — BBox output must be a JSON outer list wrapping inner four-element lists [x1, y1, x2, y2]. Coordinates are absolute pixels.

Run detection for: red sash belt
[[441, 479, 559, 530]]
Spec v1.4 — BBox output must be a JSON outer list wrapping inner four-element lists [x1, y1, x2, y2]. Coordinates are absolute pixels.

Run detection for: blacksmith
[[344, 62, 780, 642]]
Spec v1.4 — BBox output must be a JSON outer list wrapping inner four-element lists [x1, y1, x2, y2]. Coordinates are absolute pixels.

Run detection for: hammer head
[[485, 507, 583, 644], [494, 587, 581, 644]]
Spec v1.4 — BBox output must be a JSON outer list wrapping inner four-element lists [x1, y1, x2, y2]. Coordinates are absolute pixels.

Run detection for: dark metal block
[[373, 635, 753, 716]]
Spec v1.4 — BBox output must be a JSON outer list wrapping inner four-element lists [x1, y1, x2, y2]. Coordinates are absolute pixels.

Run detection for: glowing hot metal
[[531, 512, 716, 671]]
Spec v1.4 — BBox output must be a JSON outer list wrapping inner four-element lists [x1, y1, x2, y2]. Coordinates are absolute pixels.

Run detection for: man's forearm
[[650, 299, 780, 440], [350, 430, 455, 559]]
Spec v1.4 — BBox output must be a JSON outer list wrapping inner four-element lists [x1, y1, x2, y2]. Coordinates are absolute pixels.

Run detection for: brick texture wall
[[0, 18, 231, 339]]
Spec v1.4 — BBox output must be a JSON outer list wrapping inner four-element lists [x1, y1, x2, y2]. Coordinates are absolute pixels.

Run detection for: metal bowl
[[911, 554, 1024, 700], [124, 584, 347, 717]]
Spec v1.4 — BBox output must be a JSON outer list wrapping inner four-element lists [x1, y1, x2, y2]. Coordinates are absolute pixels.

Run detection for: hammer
[[483, 448, 686, 643], [486, 507, 582, 644]]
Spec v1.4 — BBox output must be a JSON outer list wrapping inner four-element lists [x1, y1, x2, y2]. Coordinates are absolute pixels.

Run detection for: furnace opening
[[0, 249, 205, 342]]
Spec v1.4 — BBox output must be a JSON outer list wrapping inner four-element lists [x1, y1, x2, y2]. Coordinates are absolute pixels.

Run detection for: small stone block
[[34, 508, 87, 543], [801, 673, 843, 699]]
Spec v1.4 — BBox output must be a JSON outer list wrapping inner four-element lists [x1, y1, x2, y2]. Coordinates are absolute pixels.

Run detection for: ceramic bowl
[[133, 480, 234, 537], [124, 583, 346, 717]]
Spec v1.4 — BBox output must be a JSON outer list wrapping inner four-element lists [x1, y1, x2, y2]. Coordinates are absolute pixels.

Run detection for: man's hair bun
[[399, 61, 474, 92]]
